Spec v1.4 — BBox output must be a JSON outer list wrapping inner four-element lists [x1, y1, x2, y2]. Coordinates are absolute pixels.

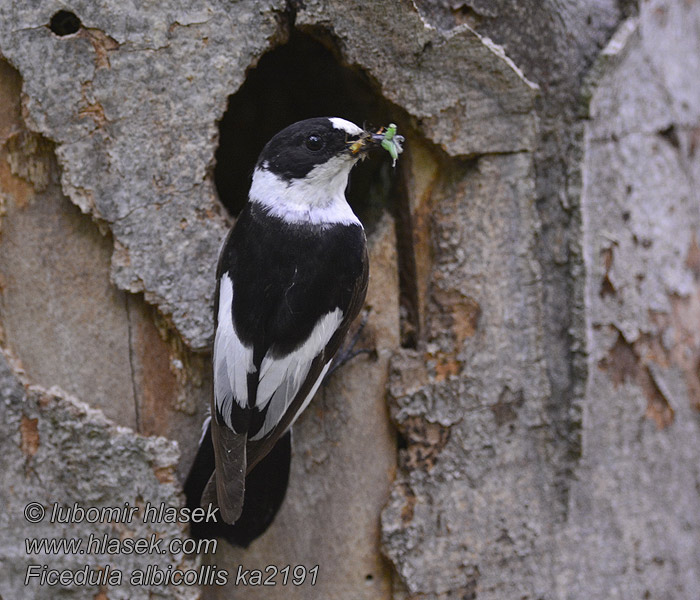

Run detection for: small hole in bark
[[49, 10, 81, 36], [658, 124, 680, 149], [365, 573, 373, 581], [396, 430, 408, 450]]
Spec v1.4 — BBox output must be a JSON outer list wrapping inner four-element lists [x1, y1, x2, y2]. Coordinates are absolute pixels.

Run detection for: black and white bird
[[185, 117, 389, 546]]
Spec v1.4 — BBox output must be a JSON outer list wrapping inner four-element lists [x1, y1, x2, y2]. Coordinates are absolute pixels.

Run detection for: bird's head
[[255, 117, 383, 178], [248, 117, 389, 223]]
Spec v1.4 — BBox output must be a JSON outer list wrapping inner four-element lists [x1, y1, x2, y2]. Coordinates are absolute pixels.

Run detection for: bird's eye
[[305, 134, 324, 151]]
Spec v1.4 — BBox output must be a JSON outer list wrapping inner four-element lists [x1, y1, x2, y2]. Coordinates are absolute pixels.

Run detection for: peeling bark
[[0, 350, 194, 600]]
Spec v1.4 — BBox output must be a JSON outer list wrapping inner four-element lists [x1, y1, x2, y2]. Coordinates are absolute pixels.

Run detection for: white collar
[[248, 160, 361, 227]]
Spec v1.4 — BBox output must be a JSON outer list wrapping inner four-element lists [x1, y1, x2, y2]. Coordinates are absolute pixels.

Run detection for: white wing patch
[[250, 308, 343, 440], [213, 273, 255, 429]]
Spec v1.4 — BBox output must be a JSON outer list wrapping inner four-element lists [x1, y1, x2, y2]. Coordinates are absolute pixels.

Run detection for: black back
[[218, 202, 366, 364]]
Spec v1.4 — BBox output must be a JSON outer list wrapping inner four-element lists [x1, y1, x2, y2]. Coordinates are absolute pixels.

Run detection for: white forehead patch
[[329, 117, 363, 136]]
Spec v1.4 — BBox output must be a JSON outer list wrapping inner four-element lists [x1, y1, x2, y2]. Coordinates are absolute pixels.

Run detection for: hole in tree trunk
[[49, 11, 81, 36], [213, 29, 400, 234]]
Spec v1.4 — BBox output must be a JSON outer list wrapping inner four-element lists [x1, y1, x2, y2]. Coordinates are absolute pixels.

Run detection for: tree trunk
[[1, 0, 698, 598]]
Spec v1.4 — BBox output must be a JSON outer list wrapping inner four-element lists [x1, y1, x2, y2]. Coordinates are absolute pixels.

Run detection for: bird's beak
[[347, 131, 384, 156]]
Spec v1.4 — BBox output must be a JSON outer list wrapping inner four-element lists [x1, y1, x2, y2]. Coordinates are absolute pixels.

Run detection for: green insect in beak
[[371, 123, 404, 167]]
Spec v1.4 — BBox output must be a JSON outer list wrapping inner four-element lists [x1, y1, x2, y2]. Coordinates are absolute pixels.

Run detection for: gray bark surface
[[0, 0, 698, 598], [0, 351, 195, 600]]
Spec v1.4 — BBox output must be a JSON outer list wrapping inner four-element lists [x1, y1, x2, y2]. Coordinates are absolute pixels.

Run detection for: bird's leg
[[324, 310, 377, 383]]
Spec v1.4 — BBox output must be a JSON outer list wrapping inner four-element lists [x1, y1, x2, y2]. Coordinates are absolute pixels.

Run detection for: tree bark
[[1, 0, 698, 598]]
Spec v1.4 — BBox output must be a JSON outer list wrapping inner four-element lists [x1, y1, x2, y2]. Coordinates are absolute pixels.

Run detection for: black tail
[[184, 421, 291, 548]]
